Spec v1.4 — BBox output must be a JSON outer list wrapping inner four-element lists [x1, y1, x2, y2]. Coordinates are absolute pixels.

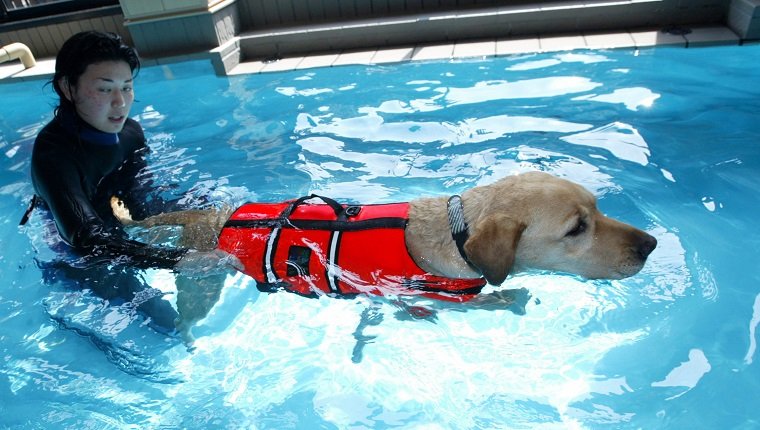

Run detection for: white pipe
[[0, 42, 37, 69]]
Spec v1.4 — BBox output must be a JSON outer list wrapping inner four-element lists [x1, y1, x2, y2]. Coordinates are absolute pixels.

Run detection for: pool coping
[[0, 24, 750, 83], [227, 25, 745, 75]]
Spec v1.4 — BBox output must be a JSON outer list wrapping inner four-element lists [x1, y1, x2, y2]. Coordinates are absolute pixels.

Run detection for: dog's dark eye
[[566, 220, 587, 237]]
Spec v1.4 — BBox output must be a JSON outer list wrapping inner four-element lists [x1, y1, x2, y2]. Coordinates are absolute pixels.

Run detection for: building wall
[[0, 0, 737, 62], [234, 0, 733, 61], [0, 7, 130, 58], [236, 0, 731, 31], [237, 0, 484, 30], [119, 0, 238, 58]]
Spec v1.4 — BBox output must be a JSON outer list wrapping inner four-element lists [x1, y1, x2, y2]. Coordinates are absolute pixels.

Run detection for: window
[[3, 1, 69, 11], [1, 0, 119, 23]]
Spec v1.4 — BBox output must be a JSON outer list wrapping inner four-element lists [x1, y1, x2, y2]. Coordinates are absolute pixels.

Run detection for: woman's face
[[62, 60, 135, 133]]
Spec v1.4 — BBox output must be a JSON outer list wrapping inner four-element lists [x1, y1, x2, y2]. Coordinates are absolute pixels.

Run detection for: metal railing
[[1, 0, 117, 23]]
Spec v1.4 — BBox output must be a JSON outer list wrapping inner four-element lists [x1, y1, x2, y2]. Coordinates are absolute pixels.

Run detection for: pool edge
[[0, 24, 750, 83]]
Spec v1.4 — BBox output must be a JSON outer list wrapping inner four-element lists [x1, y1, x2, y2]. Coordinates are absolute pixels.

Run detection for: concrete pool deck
[[0, 24, 749, 83]]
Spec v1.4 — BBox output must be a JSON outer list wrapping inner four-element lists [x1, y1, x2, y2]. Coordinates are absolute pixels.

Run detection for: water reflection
[[573, 87, 660, 111], [294, 133, 622, 199], [561, 122, 651, 166], [651, 349, 711, 400], [296, 111, 591, 145], [745, 294, 760, 365], [441, 77, 603, 106], [640, 226, 690, 301]]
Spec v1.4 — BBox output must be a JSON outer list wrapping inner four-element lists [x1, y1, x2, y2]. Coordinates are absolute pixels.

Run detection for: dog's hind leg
[[174, 274, 226, 347]]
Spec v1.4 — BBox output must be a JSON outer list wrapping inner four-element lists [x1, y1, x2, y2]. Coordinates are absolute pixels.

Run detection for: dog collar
[[447, 195, 480, 274]]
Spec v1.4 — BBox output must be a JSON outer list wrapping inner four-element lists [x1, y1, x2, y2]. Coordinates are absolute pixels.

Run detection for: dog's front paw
[[110, 196, 134, 223]]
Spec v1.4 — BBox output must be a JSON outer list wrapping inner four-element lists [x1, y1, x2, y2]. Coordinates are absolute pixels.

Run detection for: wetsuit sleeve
[[31, 141, 188, 270]]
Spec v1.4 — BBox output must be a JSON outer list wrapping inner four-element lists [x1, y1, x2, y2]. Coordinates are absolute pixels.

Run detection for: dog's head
[[463, 172, 657, 285]]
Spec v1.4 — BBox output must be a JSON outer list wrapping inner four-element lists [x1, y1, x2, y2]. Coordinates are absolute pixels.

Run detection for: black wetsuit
[[29, 107, 186, 330], [31, 107, 187, 268]]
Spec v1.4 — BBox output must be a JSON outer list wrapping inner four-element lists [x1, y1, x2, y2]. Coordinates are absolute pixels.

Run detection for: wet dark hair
[[51, 31, 140, 115]]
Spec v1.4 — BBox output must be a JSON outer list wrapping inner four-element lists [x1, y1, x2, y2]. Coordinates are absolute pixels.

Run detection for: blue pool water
[[1, 44, 760, 428]]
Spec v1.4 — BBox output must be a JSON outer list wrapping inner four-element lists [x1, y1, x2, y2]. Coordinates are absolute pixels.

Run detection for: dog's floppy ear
[[464, 214, 525, 285]]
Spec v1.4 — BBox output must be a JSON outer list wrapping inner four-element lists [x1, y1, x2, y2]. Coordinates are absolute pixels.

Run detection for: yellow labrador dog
[[113, 172, 656, 343], [112, 171, 656, 294]]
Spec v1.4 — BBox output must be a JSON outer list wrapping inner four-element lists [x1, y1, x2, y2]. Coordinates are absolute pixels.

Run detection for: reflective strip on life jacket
[[217, 200, 486, 302], [264, 226, 279, 284], [327, 230, 341, 293]]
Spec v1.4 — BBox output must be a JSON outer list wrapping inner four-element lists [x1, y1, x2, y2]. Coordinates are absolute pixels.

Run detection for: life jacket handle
[[279, 194, 349, 221]]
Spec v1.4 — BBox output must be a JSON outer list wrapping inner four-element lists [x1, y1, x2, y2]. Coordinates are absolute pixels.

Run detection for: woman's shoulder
[[36, 116, 66, 138], [33, 118, 74, 154], [120, 118, 147, 148], [122, 118, 145, 137]]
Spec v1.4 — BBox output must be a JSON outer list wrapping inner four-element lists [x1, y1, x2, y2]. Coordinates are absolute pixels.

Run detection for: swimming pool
[[1, 43, 759, 428]]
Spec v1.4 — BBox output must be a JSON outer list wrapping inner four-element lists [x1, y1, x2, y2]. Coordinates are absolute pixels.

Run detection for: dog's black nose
[[637, 234, 657, 259]]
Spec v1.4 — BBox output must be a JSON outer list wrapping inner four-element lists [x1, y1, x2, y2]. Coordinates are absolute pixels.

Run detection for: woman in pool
[[26, 31, 237, 330]]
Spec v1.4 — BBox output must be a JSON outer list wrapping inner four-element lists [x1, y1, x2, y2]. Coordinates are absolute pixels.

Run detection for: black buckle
[[344, 206, 361, 217]]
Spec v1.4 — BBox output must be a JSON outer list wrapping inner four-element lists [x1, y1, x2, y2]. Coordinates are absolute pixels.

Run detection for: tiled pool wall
[[1, 0, 760, 82]]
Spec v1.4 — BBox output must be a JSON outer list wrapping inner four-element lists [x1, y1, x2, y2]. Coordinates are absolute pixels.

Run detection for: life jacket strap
[[19, 195, 38, 226]]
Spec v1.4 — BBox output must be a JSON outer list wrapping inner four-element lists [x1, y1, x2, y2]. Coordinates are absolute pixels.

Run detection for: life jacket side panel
[[334, 227, 416, 295], [273, 228, 333, 297], [216, 224, 271, 284]]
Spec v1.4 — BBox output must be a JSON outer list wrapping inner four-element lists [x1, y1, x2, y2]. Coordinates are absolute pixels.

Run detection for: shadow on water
[[351, 287, 533, 363], [43, 288, 184, 384], [35, 251, 185, 382]]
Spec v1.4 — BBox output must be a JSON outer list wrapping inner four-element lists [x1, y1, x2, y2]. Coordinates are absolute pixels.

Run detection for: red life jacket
[[217, 195, 486, 302]]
